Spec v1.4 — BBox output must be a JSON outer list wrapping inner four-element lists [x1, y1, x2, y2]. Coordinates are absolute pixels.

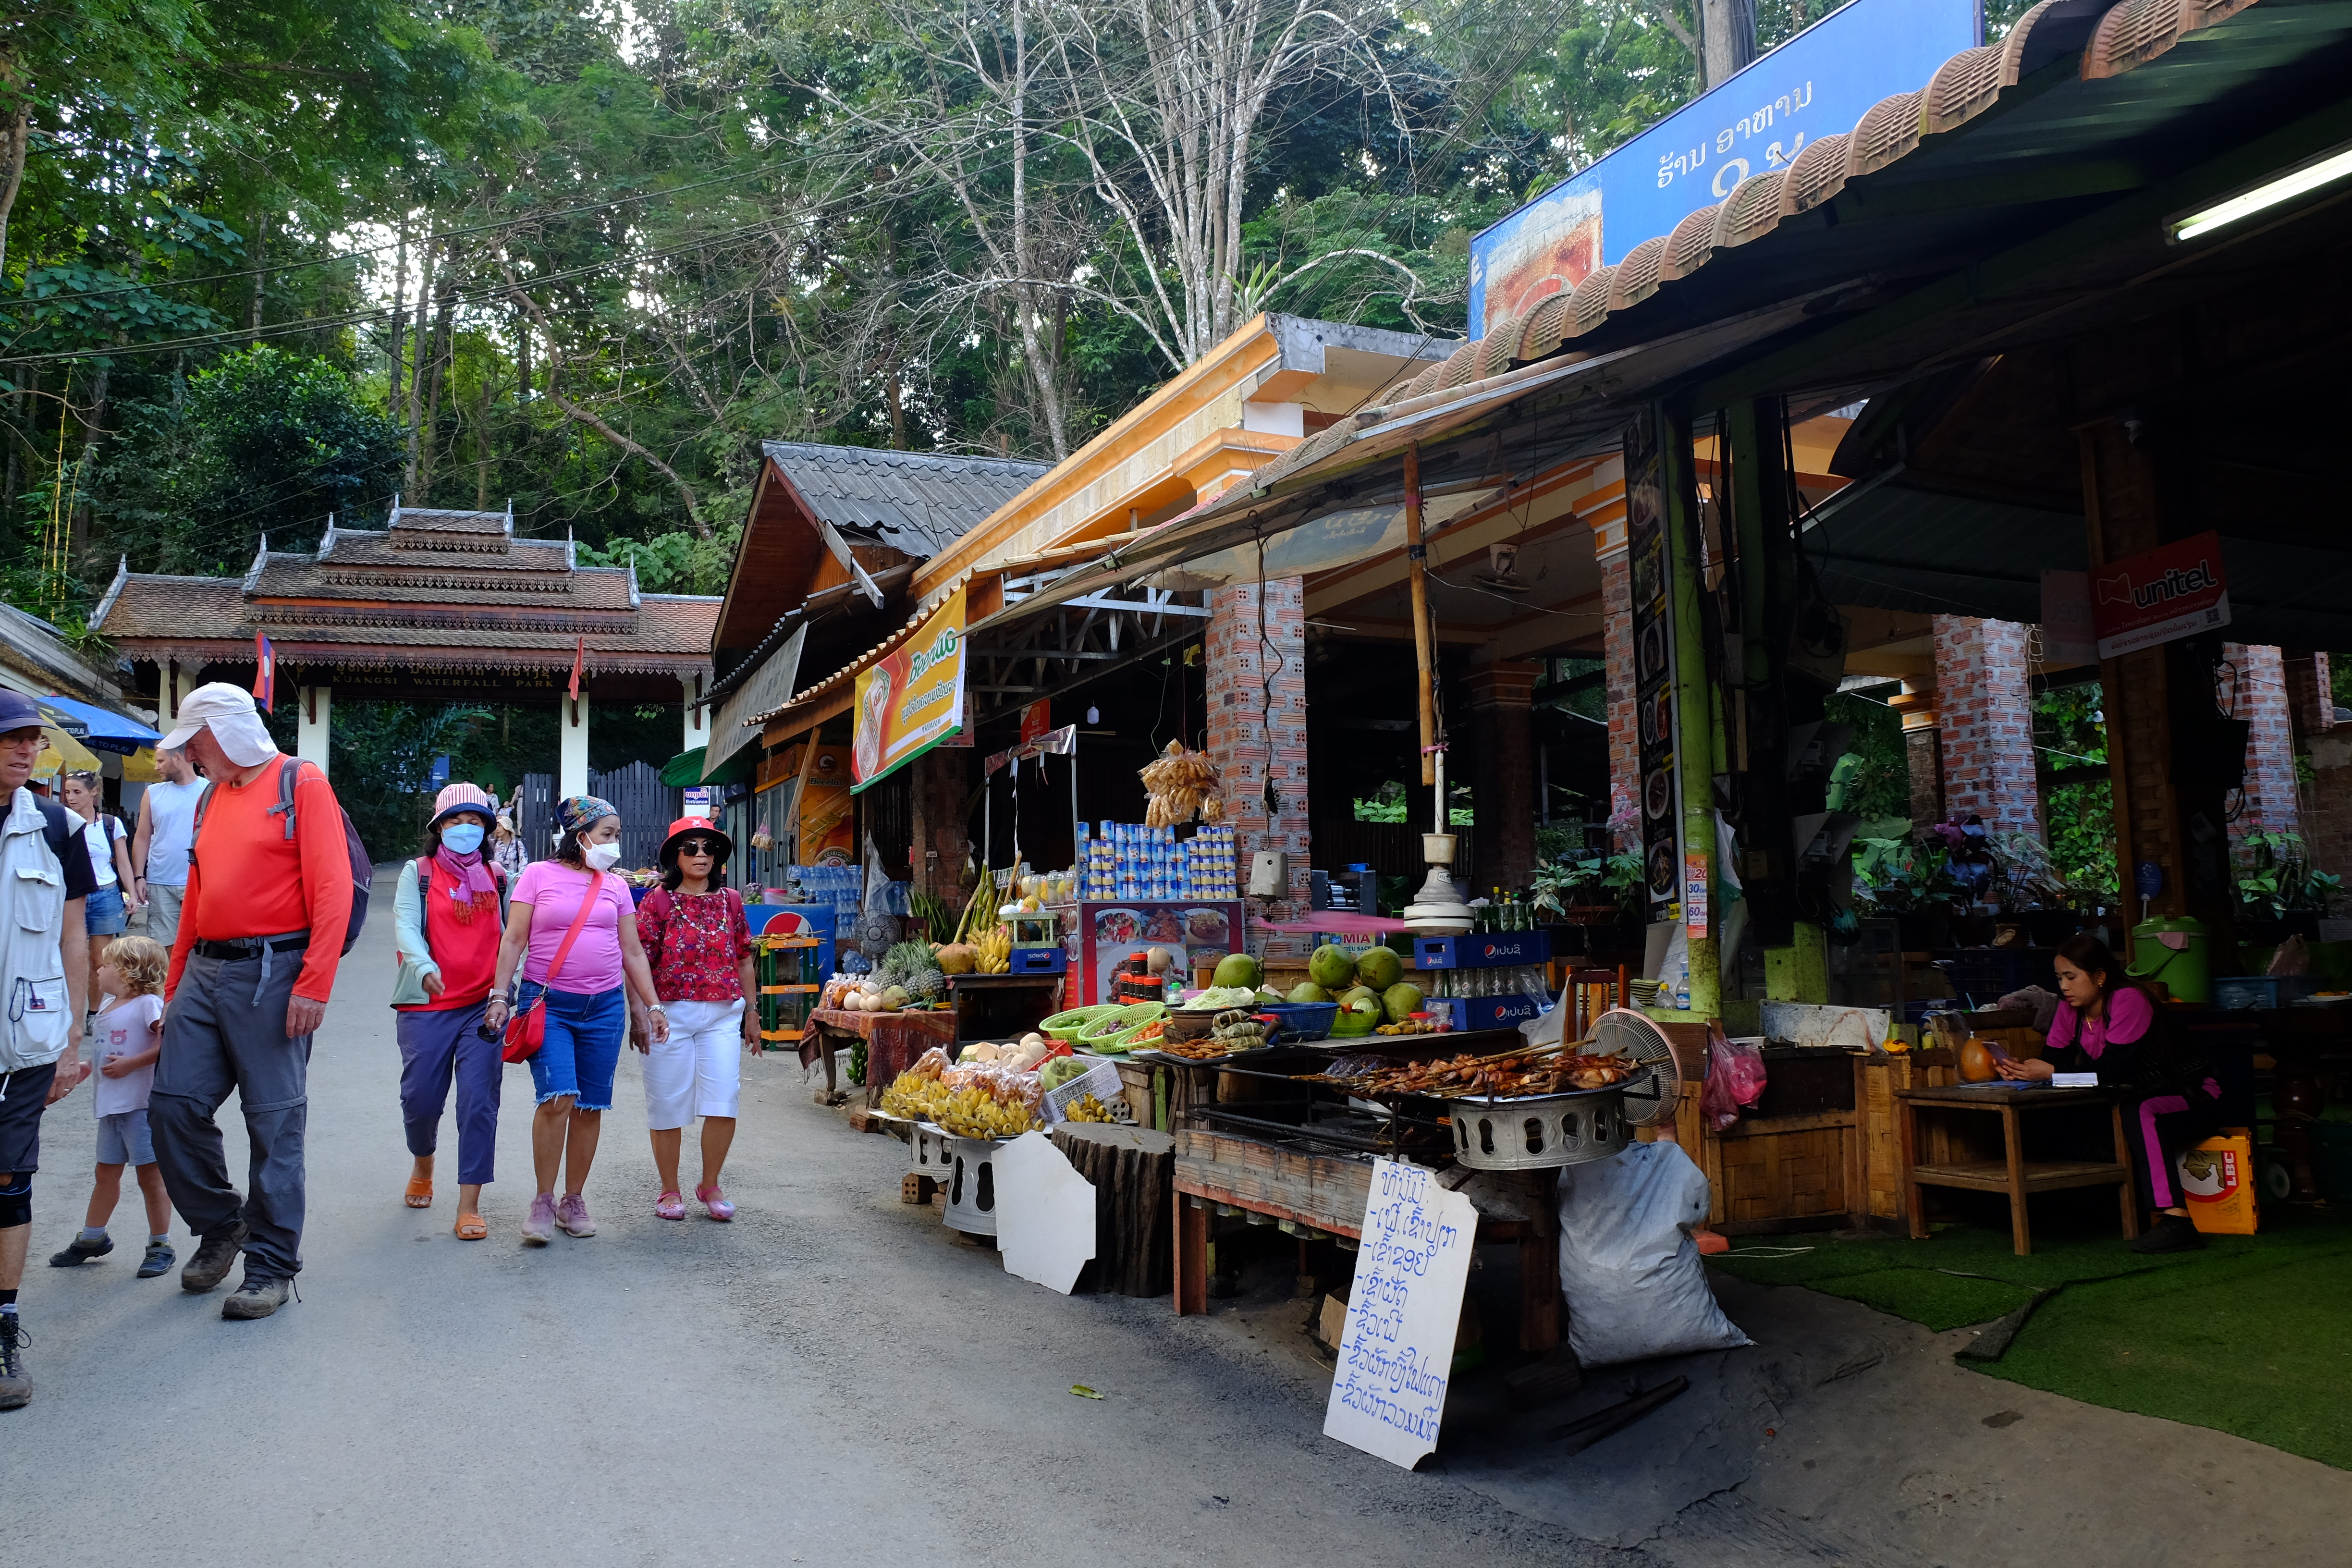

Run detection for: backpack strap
[[268, 756, 303, 842]]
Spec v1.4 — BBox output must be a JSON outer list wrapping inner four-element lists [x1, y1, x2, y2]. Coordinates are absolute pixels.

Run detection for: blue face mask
[[441, 822, 486, 855]]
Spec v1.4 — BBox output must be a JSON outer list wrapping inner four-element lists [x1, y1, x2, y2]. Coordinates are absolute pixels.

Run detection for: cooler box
[[1413, 930, 1551, 969], [1433, 994, 1544, 1032]]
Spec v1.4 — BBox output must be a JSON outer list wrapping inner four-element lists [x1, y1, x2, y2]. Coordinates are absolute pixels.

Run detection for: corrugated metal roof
[[760, 442, 1050, 559]]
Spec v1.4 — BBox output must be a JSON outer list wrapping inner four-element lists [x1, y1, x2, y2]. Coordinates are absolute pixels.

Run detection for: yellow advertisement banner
[[851, 585, 967, 792]]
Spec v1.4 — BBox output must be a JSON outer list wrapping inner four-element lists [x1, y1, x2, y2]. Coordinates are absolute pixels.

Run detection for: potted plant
[[1851, 833, 1966, 949], [2237, 830, 2342, 942]]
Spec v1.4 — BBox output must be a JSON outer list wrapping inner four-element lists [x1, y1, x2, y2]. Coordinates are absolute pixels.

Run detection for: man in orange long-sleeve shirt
[[152, 683, 353, 1320]]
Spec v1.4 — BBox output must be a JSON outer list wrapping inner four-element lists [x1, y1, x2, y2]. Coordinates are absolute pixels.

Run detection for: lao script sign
[[1323, 1159, 1479, 1470], [1468, 0, 1977, 337]]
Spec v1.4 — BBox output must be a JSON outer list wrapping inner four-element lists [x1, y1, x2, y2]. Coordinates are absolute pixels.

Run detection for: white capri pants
[[643, 998, 745, 1129]]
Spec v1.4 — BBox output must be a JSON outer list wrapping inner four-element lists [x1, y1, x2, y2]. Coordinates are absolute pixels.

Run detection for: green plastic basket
[[1328, 1007, 1380, 1038], [1078, 1003, 1167, 1053], [1042, 1004, 1122, 1043]]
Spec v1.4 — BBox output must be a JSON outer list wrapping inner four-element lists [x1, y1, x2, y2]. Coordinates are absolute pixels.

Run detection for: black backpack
[[193, 756, 373, 954]]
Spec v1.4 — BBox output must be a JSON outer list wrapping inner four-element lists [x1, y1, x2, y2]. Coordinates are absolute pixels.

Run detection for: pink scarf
[[431, 846, 500, 923]]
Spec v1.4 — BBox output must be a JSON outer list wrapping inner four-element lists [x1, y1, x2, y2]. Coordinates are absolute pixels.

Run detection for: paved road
[[12, 876, 2350, 1566], [9, 881, 1606, 1568]]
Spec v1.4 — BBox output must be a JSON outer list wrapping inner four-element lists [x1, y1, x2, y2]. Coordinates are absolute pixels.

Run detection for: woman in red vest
[[391, 784, 508, 1240]]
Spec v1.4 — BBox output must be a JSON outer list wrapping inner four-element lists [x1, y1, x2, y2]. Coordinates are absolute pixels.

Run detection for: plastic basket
[[1077, 1002, 1167, 1052], [1043, 1004, 1122, 1043], [1328, 1006, 1379, 1038]]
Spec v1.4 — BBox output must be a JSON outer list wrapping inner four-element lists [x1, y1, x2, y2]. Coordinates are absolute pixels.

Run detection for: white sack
[[1556, 1141, 1751, 1366]]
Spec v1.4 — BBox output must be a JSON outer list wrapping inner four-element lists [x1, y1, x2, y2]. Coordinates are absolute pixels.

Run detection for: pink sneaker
[[555, 1193, 596, 1238], [655, 1190, 686, 1221], [696, 1183, 735, 1222], [522, 1193, 556, 1246]]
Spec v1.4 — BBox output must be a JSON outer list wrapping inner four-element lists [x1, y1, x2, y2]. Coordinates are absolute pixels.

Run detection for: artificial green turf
[[1708, 1211, 2352, 1467], [1808, 1268, 2036, 1333], [1973, 1249, 2352, 1470]]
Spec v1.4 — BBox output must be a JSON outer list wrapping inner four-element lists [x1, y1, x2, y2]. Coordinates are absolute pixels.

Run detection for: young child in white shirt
[[49, 936, 175, 1278]]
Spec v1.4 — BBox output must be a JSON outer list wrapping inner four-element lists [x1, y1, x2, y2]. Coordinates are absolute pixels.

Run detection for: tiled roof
[[761, 442, 1050, 559], [253, 532, 629, 608], [93, 551, 721, 675], [386, 502, 512, 551]]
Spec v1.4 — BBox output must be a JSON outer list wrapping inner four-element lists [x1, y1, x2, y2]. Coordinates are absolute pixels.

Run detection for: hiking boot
[[0, 1313, 28, 1409], [137, 1241, 176, 1279], [521, 1193, 556, 1247], [555, 1193, 596, 1238], [181, 1222, 248, 1293], [221, 1274, 291, 1320], [49, 1233, 113, 1267], [2130, 1213, 2206, 1254]]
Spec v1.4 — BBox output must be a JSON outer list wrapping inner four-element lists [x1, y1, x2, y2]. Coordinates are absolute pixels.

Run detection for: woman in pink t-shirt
[[486, 796, 667, 1246]]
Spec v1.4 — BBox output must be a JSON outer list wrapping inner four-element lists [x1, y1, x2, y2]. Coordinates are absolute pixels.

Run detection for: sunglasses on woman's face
[[679, 840, 717, 857]]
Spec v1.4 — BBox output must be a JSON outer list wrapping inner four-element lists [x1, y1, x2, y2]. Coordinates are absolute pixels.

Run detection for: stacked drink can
[[1079, 821, 1239, 901]]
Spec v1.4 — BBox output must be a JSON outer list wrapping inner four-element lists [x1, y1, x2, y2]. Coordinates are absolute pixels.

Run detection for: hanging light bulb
[[1087, 706, 1099, 724]]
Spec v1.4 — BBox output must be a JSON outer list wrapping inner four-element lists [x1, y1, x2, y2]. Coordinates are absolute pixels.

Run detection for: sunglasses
[[677, 839, 719, 856]]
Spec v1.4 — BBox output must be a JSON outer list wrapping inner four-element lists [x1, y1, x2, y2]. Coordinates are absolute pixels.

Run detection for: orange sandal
[[404, 1176, 433, 1209], [453, 1213, 488, 1241]]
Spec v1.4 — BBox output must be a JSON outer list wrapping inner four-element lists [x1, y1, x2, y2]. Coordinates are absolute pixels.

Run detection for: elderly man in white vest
[[0, 688, 95, 1409]]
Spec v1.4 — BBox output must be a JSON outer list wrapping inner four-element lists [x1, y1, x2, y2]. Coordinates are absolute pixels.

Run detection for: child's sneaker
[[48, 1233, 111, 1267], [137, 1241, 175, 1278]]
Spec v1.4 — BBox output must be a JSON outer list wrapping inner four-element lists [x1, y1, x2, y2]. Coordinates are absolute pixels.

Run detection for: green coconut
[[1381, 981, 1426, 1024], [1212, 952, 1263, 989], [1307, 943, 1357, 991], [1285, 981, 1330, 1004], [1355, 944, 1404, 992], [1337, 985, 1382, 1016]]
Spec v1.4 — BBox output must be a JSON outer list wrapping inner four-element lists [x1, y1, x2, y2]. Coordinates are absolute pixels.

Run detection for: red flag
[[252, 634, 276, 712], [568, 637, 585, 701]]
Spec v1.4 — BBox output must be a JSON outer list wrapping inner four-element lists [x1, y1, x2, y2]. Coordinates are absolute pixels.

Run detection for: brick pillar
[[1894, 678, 1944, 826], [1932, 616, 2040, 836], [2227, 643, 2299, 847], [1598, 548, 1638, 845], [2288, 653, 2352, 880], [1467, 660, 1540, 895], [1206, 578, 1312, 964]]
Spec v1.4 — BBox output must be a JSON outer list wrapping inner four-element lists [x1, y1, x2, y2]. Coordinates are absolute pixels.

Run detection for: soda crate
[[1432, 994, 1545, 1032], [1007, 945, 1068, 975], [1414, 930, 1552, 970]]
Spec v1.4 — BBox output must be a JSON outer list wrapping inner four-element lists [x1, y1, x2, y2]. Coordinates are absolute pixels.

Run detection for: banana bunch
[[1066, 1091, 1129, 1125], [931, 1083, 1039, 1139], [975, 926, 1012, 974]]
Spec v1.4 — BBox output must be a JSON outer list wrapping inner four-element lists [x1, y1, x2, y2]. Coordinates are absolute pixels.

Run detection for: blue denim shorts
[[86, 884, 127, 936], [96, 1108, 155, 1166], [519, 983, 626, 1112]]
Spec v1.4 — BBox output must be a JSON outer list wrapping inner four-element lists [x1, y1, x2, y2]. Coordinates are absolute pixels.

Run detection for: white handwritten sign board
[[1323, 1159, 1479, 1469]]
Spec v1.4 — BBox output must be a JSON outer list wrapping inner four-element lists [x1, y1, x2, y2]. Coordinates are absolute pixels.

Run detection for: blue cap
[[0, 690, 44, 735]]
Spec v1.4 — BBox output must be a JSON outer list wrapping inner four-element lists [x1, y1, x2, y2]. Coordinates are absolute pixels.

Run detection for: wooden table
[[804, 1007, 956, 1102], [944, 972, 1066, 1041], [1897, 1083, 2136, 1255], [1170, 1127, 1565, 1353]]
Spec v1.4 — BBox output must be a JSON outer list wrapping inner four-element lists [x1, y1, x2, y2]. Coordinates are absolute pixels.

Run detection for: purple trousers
[[396, 1001, 501, 1186]]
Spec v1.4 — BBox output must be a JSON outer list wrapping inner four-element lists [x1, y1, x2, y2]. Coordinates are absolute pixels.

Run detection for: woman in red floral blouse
[[632, 818, 757, 1221]]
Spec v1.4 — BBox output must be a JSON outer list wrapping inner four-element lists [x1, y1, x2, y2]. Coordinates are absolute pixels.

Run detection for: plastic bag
[[1556, 1141, 1751, 1367], [1998, 984, 2060, 1035], [1700, 1026, 1766, 1133]]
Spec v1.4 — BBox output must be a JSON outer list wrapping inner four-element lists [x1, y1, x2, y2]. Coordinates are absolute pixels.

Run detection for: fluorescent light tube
[[2171, 146, 2352, 243]]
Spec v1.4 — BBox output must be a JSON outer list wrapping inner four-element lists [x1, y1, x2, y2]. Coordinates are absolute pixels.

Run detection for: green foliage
[[2238, 830, 2343, 919], [1850, 834, 1965, 914], [95, 347, 403, 575], [1823, 689, 1911, 823], [2035, 683, 2118, 901], [1529, 849, 1643, 919], [576, 527, 741, 596]]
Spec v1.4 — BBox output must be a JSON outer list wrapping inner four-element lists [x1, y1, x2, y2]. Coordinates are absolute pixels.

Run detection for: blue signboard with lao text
[[1469, 0, 1979, 337]]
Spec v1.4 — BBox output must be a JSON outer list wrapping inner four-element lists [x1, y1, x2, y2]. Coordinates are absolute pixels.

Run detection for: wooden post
[[1404, 442, 1436, 788]]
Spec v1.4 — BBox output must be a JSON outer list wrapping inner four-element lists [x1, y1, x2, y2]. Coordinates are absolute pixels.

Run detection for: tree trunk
[[1700, 0, 1757, 87], [389, 219, 409, 422], [475, 363, 492, 510], [248, 210, 267, 333], [421, 276, 453, 502], [404, 239, 433, 496], [0, 95, 31, 290]]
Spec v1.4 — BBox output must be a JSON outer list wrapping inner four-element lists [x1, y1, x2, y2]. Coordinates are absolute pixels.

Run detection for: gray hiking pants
[[151, 944, 313, 1279]]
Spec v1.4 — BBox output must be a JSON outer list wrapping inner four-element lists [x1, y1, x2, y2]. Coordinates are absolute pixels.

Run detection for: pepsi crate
[[1433, 994, 1545, 1032], [1413, 930, 1552, 970], [1007, 945, 1068, 975]]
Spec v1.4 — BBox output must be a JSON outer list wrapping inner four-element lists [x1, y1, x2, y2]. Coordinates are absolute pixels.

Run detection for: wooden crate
[[1856, 1048, 1960, 1222]]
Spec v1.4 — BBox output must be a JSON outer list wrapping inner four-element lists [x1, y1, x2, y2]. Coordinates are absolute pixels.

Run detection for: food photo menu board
[[1071, 899, 1246, 1006]]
